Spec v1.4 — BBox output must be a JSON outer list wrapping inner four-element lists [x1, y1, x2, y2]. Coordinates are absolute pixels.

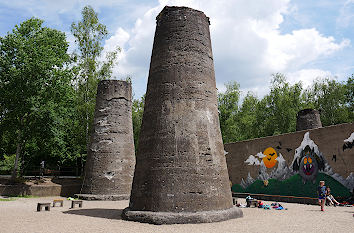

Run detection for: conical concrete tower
[[77, 80, 135, 200], [122, 6, 242, 224], [296, 108, 322, 131]]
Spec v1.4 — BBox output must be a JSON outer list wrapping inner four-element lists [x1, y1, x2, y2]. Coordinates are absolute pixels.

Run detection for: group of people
[[318, 180, 340, 211]]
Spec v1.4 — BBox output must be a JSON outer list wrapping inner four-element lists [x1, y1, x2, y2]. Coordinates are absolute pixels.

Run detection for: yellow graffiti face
[[262, 147, 278, 168]]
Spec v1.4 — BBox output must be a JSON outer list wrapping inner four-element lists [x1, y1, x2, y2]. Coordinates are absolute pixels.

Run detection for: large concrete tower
[[122, 6, 242, 224], [77, 80, 135, 200], [296, 109, 322, 131]]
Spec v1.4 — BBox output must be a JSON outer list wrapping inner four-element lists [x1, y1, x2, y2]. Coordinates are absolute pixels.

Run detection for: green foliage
[[0, 154, 18, 173], [0, 18, 75, 178], [218, 81, 240, 143], [71, 6, 120, 166], [232, 173, 351, 198], [304, 77, 352, 126], [71, 5, 120, 158], [0, 197, 17, 201], [236, 93, 259, 140], [132, 95, 145, 153], [259, 73, 304, 136], [345, 76, 354, 120], [218, 73, 353, 143]]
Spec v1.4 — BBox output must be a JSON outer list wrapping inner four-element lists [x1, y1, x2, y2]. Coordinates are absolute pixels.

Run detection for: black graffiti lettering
[[332, 154, 336, 162], [343, 141, 353, 151]]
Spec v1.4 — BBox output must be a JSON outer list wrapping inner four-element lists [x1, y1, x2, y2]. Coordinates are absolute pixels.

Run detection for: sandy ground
[[0, 197, 353, 233]]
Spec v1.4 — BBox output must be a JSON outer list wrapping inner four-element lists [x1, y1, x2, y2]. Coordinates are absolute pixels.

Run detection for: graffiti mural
[[292, 145, 324, 183], [233, 129, 354, 198], [263, 147, 278, 168], [243, 147, 290, 188], [290, 132, 326, 184], [343, 132, 354, 151]]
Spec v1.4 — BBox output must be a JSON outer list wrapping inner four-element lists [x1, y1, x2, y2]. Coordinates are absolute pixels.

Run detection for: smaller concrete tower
[[77, 80, 135, 200], [296, 109, 322, 131]]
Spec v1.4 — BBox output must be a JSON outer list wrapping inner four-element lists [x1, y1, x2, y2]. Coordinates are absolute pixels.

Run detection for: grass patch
[[6, 194, 39, 198], [0, 195, 39, 201], [0, 197, 18, 201]]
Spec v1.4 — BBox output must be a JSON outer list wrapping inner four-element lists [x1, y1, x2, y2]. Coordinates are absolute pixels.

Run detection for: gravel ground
[[0, 197, 353, 233]]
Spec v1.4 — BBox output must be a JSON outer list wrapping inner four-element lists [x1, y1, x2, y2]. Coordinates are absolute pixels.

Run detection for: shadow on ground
[[63, 208, 123, 220], [306, 209, 354, 212], [344, 210, 354, 213]]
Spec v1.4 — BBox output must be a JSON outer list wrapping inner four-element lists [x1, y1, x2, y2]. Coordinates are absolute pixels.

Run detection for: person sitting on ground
[[317, 180, 326, 211], [326, 186, 340, 206]]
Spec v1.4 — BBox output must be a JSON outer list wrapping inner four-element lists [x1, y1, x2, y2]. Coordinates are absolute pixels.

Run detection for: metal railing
[[0, 166, 83, 177]]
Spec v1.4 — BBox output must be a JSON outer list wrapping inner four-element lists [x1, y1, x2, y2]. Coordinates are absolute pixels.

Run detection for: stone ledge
[[121, 206, 243, 225], [75, 194, 130, 201], [232, 192, 318, 205]]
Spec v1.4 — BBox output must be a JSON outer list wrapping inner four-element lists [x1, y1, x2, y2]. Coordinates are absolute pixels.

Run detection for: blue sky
[[1, 0, 353, 99]]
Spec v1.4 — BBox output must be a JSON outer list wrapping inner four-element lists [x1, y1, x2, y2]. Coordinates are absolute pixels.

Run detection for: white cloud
[[103, 0, 350, 98], [104, 5, 161, 97], [258, 28, 350, 72], [103, 27, 130, 75], [337, 0, 354, 28], [287, 69, 333, 88], [2, 0, 349, 98]]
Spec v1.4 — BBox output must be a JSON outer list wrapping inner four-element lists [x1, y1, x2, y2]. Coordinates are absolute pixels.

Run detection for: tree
[[344, 75, 354, 122], [216, 73, 353, 144], [260, 73, 304, 136], [304, 78, 351, 126], [71, 5, 120, 156], [217, 81, 240, 143], [132, 95, 145, 153], [237, 92, 259, 140], [217, 74, 304, 143], [0, 18, 73, 180]]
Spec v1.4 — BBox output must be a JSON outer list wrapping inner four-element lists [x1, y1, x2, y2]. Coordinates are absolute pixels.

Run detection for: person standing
[[317, 180, 326, 211], [40, 161, 45, 178]]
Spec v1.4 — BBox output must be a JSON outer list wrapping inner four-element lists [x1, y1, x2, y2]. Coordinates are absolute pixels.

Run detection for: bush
[[0, 154, 19, 174]]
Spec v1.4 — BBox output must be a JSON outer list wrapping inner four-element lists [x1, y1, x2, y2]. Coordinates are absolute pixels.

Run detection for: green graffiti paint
[[232, 173, 351, 198]]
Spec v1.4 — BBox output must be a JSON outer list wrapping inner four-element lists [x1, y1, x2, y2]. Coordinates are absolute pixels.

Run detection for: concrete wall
[[225, 123, 354, 198], [0, 178, 81, 197]]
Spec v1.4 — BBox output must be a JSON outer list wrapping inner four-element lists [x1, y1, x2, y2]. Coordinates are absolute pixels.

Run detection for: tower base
[[75, 194, 130, 201], [122, 206, 243, 225]]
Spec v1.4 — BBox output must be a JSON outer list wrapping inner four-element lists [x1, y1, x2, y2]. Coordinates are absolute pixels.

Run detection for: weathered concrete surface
[[0, 184, 61, 196], [296, 109, 322, 131], [80, 80, 135, 200], [75, 194, 128, 201], [123, 6, 242, 224], [0, 178, 81, 197], [122, 206, 242, 225]]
